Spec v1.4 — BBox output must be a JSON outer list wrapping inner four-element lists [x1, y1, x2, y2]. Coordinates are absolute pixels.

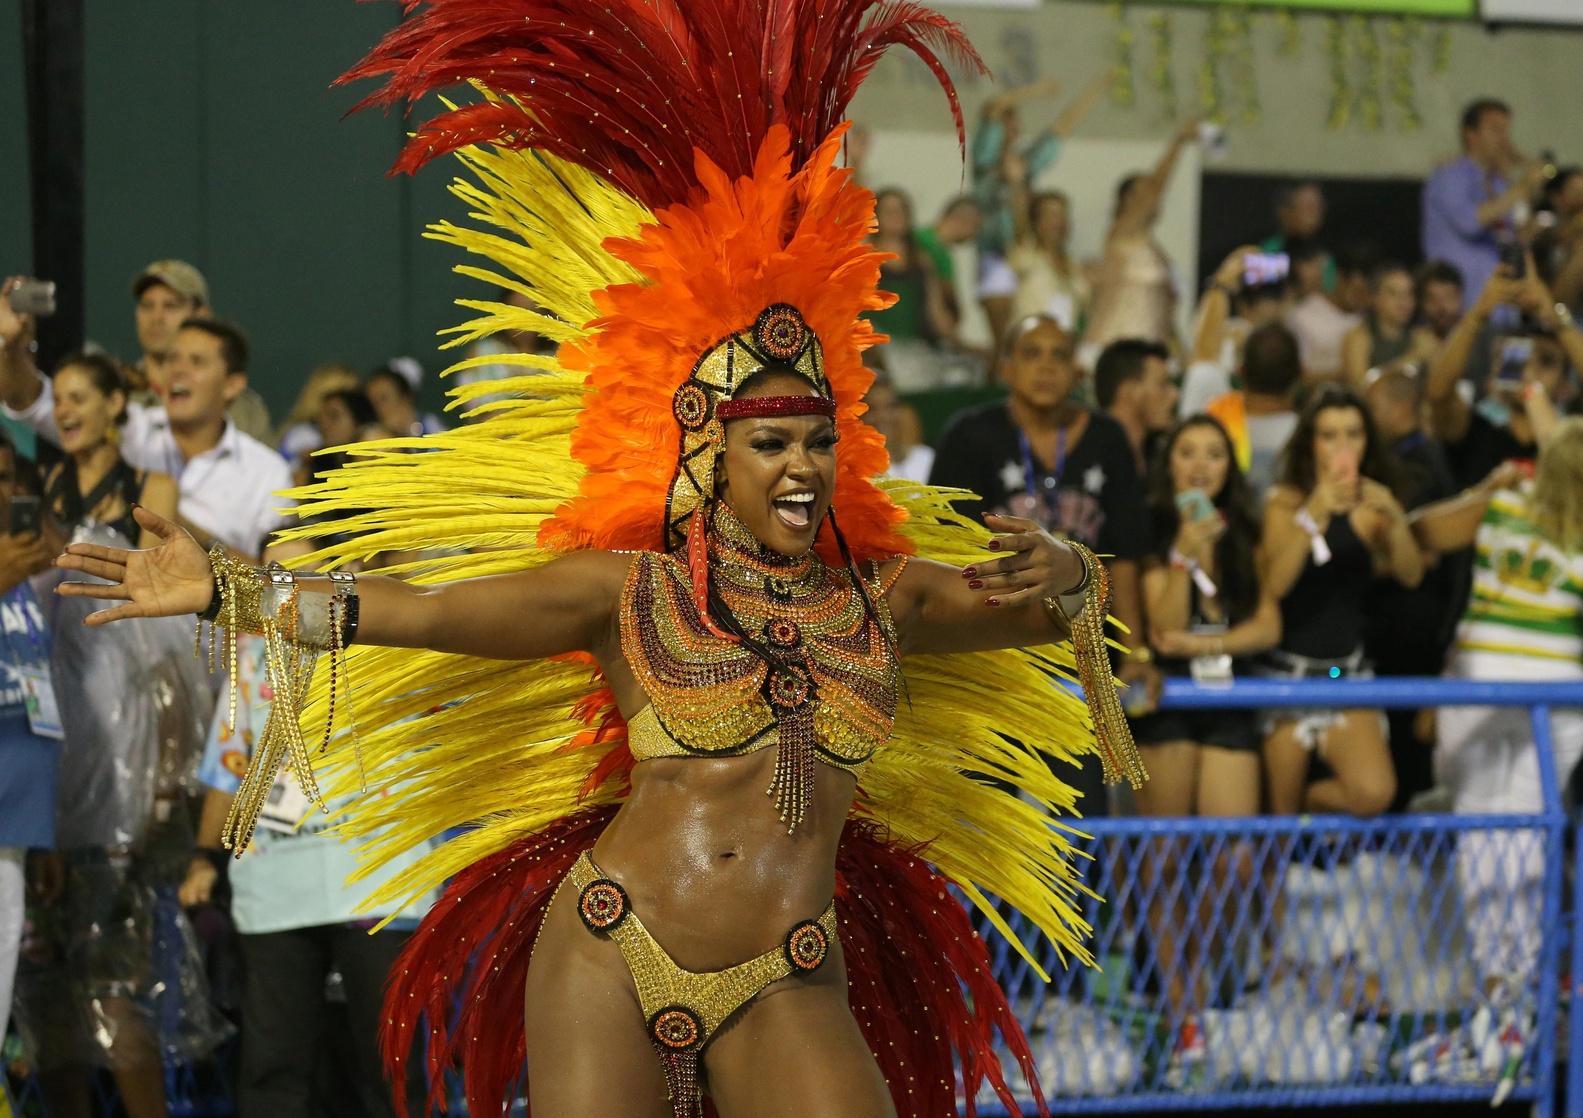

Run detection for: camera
[[6, 278, 56, 318]]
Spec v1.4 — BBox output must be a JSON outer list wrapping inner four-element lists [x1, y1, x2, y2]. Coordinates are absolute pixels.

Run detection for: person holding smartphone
[[1132, 415, 1281, 1080], [1252, 386, 1423, 1019], [1260, 384, 1424, 819], [1427, 260, 1583, 490]]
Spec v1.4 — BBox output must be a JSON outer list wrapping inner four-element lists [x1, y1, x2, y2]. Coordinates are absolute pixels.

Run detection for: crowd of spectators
[[865, 93, 1583, 1083], [1, 88, 1582, 1113], [0, 262, 446, 1118]]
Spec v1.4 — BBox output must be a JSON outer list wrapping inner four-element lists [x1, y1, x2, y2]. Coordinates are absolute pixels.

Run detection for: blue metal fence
[[976, 677, 1579, 1118]]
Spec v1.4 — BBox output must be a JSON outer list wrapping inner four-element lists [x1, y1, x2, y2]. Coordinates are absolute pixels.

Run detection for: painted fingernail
[[969, 579, 983, 590], [986, 597, 1000, 607], [962, 566, 978, 578], [987, 540, 1002, 551]]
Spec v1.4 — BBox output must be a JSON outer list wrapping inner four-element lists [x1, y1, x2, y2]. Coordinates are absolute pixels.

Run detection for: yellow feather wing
[[274, 144, 1102, 971]]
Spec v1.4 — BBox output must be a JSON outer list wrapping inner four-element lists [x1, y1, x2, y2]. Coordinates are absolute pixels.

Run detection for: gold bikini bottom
[[563, 850, 838, 1117]]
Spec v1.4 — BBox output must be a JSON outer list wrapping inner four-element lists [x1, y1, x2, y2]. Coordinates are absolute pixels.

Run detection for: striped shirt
[[1456, 487, 1583, 664]]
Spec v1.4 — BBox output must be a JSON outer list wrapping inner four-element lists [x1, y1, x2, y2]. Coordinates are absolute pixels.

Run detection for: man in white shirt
[[0, 301, 291, 558], [130, 260, 272, 442]]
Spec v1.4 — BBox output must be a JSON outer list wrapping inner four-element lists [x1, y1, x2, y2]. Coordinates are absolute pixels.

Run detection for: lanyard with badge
[[1011, 427, 1067, 534], [12, 592, 62, 739]]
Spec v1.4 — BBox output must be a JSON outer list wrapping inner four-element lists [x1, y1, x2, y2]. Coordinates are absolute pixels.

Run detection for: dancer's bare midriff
[[588, 738, 853, 970]]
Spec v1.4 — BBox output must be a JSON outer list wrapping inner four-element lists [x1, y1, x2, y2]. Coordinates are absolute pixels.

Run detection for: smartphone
[[8, 495, 41, 537], [6, 278, 56, 318], [1174, 488, 1216, 523], [1498, 241, 1527, 279], [1242, 252, 1290, 288], [1494, 337, 1532, 390], [1198, 121, 1228, 163], [1328, 446, 1360, 489]]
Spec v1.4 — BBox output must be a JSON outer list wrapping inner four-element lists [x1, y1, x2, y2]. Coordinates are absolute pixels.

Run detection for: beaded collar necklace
[[707, 502, 823, 599]]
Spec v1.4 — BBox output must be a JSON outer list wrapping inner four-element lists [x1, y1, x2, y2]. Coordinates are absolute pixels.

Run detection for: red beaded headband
[[715, 395, 837, 421]]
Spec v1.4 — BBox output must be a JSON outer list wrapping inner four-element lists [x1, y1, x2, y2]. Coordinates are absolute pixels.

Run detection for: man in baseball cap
[[130, 260, 271, 441]]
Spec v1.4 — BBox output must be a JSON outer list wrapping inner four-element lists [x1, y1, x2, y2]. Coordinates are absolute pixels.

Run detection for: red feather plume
[[339, 0, 984, 209]]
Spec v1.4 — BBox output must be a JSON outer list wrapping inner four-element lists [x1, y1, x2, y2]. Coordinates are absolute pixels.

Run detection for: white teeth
[[777, 493, 814, 503]]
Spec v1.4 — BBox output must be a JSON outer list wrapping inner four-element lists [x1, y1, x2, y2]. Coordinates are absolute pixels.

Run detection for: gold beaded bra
[[619, 504, 902, 830]]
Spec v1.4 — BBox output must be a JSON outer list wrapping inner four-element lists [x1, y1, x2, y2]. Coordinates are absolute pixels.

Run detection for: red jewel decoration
[[715, 394, 836, 421], [577, 879, 629, 932], [767, 664, 814, 709], [672, 382, 710, 431], [648, 1006, 702, 1051], [754, 303, 808, 361], [765, 618, 801, 649], [783, 921, 830, 972]]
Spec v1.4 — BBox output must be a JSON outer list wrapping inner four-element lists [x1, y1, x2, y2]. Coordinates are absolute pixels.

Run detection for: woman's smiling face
[[715, 373, 837, 556]]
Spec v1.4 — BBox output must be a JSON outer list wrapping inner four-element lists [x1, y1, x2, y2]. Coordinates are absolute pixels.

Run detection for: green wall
[[0, 4, 29, 306], [1, 2, 474, 422]]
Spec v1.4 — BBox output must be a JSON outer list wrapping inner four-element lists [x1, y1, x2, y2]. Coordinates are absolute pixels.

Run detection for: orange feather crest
[[540, 123, 912, 566]]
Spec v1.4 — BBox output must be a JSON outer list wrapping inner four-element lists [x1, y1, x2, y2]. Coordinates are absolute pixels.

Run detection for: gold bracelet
[[1046, 543, 1147, 792], [192, 546, 336, 857], [1040, 544, 1093, 634], [1058, 548, 1091, 598]]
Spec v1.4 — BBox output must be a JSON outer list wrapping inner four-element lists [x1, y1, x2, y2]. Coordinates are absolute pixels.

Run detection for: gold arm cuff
[[1051, 543, 1147, 791], [195, 548, 357, 857]]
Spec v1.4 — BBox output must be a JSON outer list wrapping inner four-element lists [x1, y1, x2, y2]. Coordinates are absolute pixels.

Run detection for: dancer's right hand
[[55, 505, 215, 624]]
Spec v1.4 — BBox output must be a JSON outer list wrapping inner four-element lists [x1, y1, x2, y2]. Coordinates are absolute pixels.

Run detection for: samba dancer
[[56, 3, 1143, 1115]]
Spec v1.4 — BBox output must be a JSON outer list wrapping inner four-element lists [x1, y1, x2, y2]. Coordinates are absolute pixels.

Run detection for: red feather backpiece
[[381, 816, 1048, 1118], [341, 0, 984, 209]]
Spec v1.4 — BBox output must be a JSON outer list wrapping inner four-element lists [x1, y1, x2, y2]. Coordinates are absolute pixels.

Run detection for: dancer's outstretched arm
[[890, 513, 1088, 656], [55, 506, 628, 661]]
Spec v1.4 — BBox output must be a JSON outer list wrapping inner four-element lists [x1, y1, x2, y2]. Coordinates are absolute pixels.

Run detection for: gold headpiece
[[664, 304, 830, 550]]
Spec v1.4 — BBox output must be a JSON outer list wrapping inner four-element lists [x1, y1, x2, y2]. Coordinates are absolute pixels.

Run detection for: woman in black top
[[44, 353, 176, 545], [1261, 384, 1423, 818], [1138, 416, 1280, 791], [1133, 415, 1280, 1072]]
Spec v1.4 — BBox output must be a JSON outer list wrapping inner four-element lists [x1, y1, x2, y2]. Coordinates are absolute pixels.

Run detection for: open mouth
[[59, 418, 84, 438], [772, 491, 816, 531], [167, 384, 193, 401]]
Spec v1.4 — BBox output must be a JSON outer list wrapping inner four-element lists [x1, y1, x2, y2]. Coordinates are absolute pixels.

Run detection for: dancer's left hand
[[961, 514, 1085, 607]]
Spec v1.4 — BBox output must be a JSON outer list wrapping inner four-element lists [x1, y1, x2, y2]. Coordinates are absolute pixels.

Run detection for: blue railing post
[[1532, 706, 1562, 1118]]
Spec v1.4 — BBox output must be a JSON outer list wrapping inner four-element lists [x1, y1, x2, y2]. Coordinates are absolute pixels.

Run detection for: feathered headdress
[[343, 0, 980, 209], [269, 3, 1114, 1115]]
